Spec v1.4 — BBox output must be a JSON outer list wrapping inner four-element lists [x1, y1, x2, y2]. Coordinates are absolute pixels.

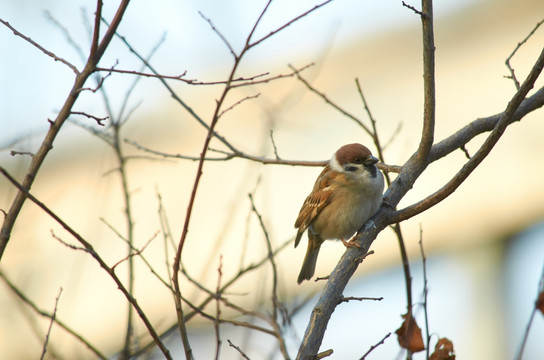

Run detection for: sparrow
[[294, 143, 384, 284]]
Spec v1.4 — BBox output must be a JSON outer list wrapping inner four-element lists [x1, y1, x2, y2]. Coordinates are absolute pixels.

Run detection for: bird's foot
[[341, 237, 362, 249]]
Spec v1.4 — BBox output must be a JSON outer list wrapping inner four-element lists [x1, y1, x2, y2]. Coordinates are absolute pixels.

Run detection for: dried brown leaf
[[429, 338, 455, 360], [395, 312, 425, 353], [536, 291, 544, 315]]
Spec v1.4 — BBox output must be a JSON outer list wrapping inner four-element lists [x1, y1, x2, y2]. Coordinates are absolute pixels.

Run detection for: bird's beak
[[365, 155, 379, 165]]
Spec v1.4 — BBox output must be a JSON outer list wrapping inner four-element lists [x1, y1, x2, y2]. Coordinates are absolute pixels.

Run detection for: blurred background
[[1, 0, 544, 359]]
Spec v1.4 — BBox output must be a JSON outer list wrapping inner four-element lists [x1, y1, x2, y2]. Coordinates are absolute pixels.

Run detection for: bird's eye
[[354, 157, 361, 163]]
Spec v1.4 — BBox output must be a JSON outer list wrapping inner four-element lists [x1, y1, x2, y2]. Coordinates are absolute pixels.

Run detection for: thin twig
[[0, 18, 79, 74], [315, 349, 334, 359], [227, 339, 251, 360], [460, 145, 471, 159], [218, 93, 261, 119], [111, 233, 158, 271], [181, 264, 268, 322], [401, 1, 424, 17], [0, 270, 107, 359], [354, 78, 391, 184], [39, 287, 63, 360], [70, 111, 108, 126], [339, 296, 383, 303], [392, 223, 413, 327], [505, 18, 544, 90], [214, 256, 223, 360], [78, 70, 113, 93], [359, 332, 392, 360], [96, 63, 314, 88], [249, 193, 290, 358], [10, 150, 34, 157], [198, 11, 236, 58], [249, 0, 333, 49], [182, 297, 277, 336], [101, 17, 239, 156], [418, 225, 431, 359], [51, 230, 89, 252], [516, 261, 544, 360], [269, 130, 281, 159], [102, 221, 172, 290], [44, 10, 86, 62], [289, 65, 373, 136]]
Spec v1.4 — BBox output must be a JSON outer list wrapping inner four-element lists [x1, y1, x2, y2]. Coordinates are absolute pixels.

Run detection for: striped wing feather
[[294, 166, 336, 247]]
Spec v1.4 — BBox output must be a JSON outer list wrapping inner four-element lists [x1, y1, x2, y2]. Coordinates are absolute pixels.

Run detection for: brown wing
[[294, 166, 336, 247]]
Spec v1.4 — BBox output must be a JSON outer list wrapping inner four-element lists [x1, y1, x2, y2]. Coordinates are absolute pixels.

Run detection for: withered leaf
[[536, 291, 544, 315], [429, 338, 455, 360], [395, 312, 425, 353]]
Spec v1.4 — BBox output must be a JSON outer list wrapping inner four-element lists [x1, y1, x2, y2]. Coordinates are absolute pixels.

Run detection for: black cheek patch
[[344, 165, 357, 172], [367, 165, 377, 177]]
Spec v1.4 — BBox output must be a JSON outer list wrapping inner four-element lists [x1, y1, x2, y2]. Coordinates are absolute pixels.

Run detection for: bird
[[294, 143, 384, 284]]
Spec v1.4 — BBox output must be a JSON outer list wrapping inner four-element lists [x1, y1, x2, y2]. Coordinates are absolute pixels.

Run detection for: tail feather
[[297, 237, 321, 284]]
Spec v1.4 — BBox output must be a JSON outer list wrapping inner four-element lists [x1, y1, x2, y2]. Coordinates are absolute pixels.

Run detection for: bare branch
[[51, 230, 89, 253], [111, 232, 157, 271], [516, 262, 544, 360], [249, 193, 290, 358], [339, 296, 383, 303], [359, 333, 392, 360], [89, 0, 103, 59], [132, 236, 294, 357], [77, 70, 113, 93], [198, 11, 236, 58], [0, 0, 131, 262], [391, 223, 413, 324], [249, 0, 334, 49], [0, 18, 79, 74], [0, 166, 172, 359], [182, 297, 277, 337], [231, 63, 314, 88], [289, 64, 373, 136], [505, 18, 544, 90], [218, 93, 261, 119], [70, 111, 108, 126], [269, 130, 281, 159], [417, 0, 436, 162], [401, 1, 424, 17], [39, 287, 63, 360], [315, 349, 333, 359], [227, 339, 252, 360], [391, 46, 544, 224], [460, 145, 471, 159], [96, 66, 189, 81], [128, 136, 402, 173], [419, 225, 431, 359], [10, 150, 34, 157], [214, 257, 223, 360], [0, 270, 108, 359]]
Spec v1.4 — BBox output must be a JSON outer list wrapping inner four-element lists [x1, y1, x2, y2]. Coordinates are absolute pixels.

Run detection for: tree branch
[[0, 0, 131, 262], [0, 166, 172, 360], [0, 18, 79, 74], [296, 1, 544, 357], [391, 45, 544, 223]]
